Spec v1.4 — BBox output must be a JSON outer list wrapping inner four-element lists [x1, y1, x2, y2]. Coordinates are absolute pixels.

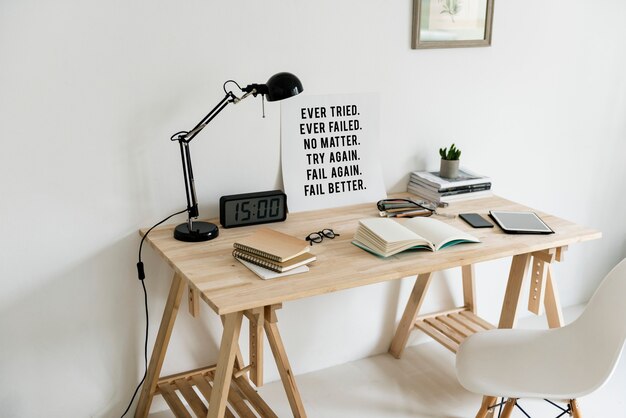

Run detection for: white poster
[[281, 93, 387, 212]]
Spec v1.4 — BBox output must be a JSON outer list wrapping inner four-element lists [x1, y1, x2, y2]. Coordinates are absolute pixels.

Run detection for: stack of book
[[407, 168, 492, 204], [232, 228, 316, 280]]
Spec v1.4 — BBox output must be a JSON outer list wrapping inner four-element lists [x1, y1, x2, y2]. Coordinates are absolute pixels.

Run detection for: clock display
[[220, 190, 287, 228]]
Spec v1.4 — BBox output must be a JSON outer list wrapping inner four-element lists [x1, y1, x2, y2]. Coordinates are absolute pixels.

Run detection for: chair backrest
[[567, 258, 626, 389]]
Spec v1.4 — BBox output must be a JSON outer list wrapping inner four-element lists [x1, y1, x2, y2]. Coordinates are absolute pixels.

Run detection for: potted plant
[[439, 143, 461, 179]]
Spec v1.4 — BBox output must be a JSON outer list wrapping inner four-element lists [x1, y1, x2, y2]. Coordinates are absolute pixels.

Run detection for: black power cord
[[119, 208, 187, 418]]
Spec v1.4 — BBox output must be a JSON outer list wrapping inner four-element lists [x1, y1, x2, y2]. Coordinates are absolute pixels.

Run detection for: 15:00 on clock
[[219, 190, 288, 228]]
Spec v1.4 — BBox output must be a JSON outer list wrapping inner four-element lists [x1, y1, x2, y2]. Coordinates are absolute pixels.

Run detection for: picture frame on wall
[[412, 0, 494, 49]]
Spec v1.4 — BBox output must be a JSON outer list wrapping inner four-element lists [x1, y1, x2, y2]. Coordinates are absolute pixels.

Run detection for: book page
[[359, 218, 423, 244], [356, 218, 433, 255], [400, 217, 480, 251]]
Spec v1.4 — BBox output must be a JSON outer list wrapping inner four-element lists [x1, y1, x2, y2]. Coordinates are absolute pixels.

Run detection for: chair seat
[[456, 327, 611, 400]]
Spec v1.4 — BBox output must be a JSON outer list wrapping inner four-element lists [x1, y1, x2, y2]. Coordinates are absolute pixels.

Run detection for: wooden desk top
[[143, 195, 601, 315]]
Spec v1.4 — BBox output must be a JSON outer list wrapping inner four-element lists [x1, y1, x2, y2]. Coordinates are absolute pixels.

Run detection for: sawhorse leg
[[135, 273, 187, 418], [265, 304, 307, 418], [478, 253, 531, 418], [207, 312, 244, 418], [389, 266, 477, 358], [388, 272, 434, 358]]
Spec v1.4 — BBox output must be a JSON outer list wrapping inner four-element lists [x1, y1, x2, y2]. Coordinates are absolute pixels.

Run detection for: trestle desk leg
[[219, 315, 248, 384], [498, 253, 531, 329], [480, 254, 531, 418], [389, 272, 434, 359], [544, 264, 564, 328], [135, 273, 187, 418], [462, 264, 477, 314], [207, 311, 244, 418], [264, 304, 307, 418], [246, 307, 264, 387]]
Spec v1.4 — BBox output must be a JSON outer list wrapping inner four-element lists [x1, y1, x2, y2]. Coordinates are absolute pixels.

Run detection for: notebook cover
[[233, 228, 310, 262], [233, 249, 316, 272]]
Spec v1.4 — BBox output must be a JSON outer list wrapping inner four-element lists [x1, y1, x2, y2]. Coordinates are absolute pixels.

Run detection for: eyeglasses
[[377, 198, 455, 219], [377, 198, 434, 217], [305, 229, 340, 245]]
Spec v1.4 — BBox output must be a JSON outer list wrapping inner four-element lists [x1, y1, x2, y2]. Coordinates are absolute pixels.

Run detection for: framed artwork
[[412, 0, 494, 49]]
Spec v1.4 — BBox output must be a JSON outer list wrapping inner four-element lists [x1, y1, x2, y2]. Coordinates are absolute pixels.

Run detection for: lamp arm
[[171, 88, 257, 226], [180, 91, 235, 143]]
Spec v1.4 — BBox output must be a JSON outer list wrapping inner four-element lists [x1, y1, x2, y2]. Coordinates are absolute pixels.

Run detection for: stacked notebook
[[233, 228, 316, 279], [407, 168, 492, 204]]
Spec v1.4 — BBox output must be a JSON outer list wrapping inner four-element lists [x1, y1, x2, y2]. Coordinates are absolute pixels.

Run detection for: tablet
[[489, 211, 554, 234]]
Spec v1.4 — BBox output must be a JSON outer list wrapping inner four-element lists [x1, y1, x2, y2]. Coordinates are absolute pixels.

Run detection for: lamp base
[[174, 221, 219, 242]]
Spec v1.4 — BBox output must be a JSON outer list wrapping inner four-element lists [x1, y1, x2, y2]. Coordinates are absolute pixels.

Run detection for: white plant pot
[[440, 159, 459, 179]]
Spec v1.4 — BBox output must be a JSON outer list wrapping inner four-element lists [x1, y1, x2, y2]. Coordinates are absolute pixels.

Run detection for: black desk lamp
[[170, 72, 303, 242]]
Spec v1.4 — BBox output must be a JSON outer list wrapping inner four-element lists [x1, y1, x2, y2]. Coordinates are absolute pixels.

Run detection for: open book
[[352, 217, 480, 257]]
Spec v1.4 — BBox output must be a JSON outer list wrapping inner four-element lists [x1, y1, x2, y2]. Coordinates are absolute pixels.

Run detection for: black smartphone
[[459, 213, 494, 228]]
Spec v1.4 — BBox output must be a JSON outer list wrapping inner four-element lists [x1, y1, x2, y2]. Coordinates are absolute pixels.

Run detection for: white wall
[[1, 1, 625, 417]]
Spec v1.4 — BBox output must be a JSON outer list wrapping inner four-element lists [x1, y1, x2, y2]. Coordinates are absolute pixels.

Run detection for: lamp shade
[[265, 72, 303, 102]]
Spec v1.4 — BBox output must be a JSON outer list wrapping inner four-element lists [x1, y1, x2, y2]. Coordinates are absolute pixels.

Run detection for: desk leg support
[[219, 315, 248, 384], [479, 254, 531, 418], [264, 304, 307, 418], [544, 264, 564, 328], [389, 272, 433, 359], [135, 273, 187, 418], [498, 253, 532, 329], [247, 307, 265, 387], [462, 264, 477, 314], [207, 311, 244, 418]]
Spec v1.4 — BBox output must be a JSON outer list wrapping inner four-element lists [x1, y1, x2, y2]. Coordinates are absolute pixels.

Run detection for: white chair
[[456, 258, 626, 418]]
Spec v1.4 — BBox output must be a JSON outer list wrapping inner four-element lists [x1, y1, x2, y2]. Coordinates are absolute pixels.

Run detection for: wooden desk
[[135, 194, 600, 418]]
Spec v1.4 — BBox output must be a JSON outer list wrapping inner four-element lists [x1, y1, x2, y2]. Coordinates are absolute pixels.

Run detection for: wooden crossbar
[[414, 309, 495, 354], [152, 367, 279, 418]]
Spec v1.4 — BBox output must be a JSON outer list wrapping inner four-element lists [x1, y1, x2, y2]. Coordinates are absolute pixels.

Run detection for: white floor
[[149, 306, 626, 417]]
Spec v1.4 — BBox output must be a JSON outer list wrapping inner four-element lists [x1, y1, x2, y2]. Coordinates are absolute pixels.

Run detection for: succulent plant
[[439, 143, 461, 160]]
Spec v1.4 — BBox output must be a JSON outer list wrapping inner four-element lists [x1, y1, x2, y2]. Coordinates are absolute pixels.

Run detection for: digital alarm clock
[[219, 190, 288, 228]]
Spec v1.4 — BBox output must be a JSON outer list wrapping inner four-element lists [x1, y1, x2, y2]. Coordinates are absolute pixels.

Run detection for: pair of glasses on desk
[[306, 229, 340, 245], [377, 198, 455, 219]]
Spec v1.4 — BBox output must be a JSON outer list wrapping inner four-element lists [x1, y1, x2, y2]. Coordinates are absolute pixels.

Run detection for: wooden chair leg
[[500, 398, 516, 418], [570, 399, 582, 418], [476, 396, 497, 418]]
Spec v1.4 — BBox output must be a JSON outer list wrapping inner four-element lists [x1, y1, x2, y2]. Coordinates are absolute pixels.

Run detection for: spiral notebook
[[233, 227, 310, 262], [233, 249, 316, 273], [236, 258, 309, 280]]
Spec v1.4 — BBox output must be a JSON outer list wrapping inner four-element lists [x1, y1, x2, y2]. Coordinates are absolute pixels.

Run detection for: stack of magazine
[[232, 228, 316, 280], [407, 168, 492, 204]]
